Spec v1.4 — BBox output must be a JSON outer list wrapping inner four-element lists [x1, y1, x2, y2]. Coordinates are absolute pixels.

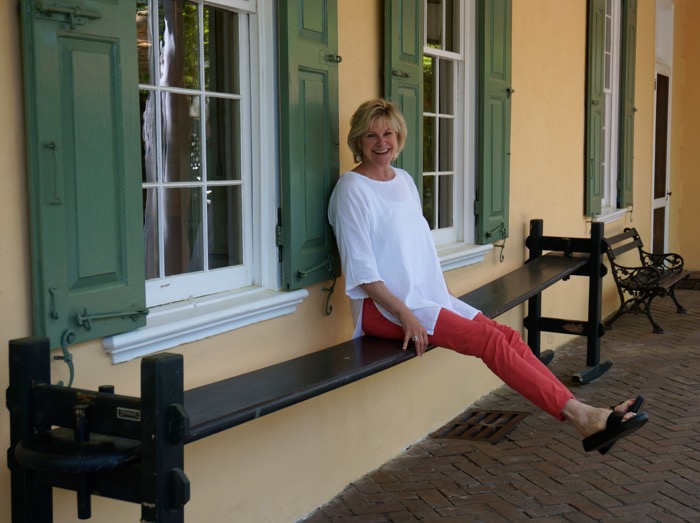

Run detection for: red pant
[[362, 299, 574, 420]]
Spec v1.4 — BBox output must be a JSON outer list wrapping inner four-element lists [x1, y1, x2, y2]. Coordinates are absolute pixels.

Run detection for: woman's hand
[[397, 310, 429, 356], [360, 281, 429, 356]]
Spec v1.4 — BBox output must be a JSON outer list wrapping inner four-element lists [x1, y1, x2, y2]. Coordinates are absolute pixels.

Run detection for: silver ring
[[412, 336, 419, 341]]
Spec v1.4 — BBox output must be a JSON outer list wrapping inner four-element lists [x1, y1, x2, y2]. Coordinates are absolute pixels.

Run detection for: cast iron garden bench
[[6, 219, 611, 522], [604, 227, 690, 333]]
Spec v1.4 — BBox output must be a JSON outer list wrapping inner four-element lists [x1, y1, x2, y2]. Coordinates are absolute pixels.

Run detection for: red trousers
[[362, 299, 574, 420]]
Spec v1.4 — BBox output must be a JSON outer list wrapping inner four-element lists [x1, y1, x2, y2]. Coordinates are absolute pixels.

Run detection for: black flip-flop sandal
[[583, 409, 649, 454], [598, 395, 645, 454]]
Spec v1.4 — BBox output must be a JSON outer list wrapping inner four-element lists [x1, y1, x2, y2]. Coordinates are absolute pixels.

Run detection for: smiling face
[[358, 117, 399, 169]]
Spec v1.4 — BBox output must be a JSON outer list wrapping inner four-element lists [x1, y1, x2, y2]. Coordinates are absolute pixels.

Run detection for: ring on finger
[[411, 335, 419, 341]]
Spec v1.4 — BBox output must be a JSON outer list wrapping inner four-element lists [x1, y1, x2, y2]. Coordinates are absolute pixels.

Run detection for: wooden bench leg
[[7, 337, 53, 523], [573, 222, 612, 384], [140, 353, 190, 523]]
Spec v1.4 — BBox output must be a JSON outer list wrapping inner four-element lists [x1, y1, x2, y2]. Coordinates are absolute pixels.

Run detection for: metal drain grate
[[431, 410, 529, 444]]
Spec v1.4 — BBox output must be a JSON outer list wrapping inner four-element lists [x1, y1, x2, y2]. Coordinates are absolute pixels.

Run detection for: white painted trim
[[438, 242, 492, 272], [592, 206, 630, 224], [103, 288, 308, 363]]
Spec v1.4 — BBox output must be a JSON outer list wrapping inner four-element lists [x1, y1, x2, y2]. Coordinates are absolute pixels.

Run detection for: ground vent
[[431, 410, 529, 444]]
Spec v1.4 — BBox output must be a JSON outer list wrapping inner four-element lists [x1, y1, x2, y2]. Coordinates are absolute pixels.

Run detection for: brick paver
[[300, 289, 700, 522]]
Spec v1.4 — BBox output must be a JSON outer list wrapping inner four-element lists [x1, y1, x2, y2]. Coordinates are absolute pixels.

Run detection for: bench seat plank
[[185, 252, 589, 443], [459, 253, 588, 318], [185, 336, 408, 443]]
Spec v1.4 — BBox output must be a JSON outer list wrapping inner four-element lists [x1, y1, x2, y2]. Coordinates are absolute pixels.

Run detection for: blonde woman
[[329, 98, 648, 454]]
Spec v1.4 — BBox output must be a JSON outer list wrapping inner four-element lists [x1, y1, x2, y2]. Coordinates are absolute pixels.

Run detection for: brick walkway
[[301, 289, 700, 522]]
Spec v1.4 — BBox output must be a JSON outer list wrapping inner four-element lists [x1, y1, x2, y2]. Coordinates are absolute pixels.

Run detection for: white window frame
[[601, 0, 622, 215], [143, 7, 253, 307], [104, 0, 308, 363], [425, 1, 490, 269]]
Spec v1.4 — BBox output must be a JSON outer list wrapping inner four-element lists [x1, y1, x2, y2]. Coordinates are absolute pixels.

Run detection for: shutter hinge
[[276, 208, 283, 262], [474, 200, 480, 216], [275, 226, 283, 247]]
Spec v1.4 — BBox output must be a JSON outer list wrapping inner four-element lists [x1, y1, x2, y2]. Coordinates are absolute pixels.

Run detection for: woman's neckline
[[350, 166, 397, 182]]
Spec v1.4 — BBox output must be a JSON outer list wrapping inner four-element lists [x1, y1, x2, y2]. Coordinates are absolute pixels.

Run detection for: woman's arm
[[360, 281, 429, 356]]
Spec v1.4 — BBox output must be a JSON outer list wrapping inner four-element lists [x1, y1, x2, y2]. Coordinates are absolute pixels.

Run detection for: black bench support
[[7, 339, 188, 522], [527, 219, 609, 383], [7, 337, 53, 523], [523, 220, 610, 383], [6, 219, 611, 522]]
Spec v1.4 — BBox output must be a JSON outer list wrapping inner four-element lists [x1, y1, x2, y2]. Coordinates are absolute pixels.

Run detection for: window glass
[[137, 0, 250, 305], [423, 0, 462, 239], [602, 0, 621, 210]]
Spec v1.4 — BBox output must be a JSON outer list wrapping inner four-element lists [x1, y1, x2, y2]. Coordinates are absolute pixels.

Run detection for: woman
[[328, 98, 648, 454]]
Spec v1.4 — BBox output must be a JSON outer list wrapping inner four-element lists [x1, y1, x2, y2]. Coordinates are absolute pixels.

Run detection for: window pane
[[204, 5, 240, 94], [163, 187, 203, 276], [159, 0, 200, 89], [426, 0, 458, 52], [161, 93, 202, 182], [426, 0, 441, 48], [143, 188, 159, 279], [423, 55, 435, 113], [423, 175, 436, 229], [439, 117, 454, 171], [137, 3, 155, 85], [444, 0, 457, 52], [208, 185, 243, 268], [438, 175, 453, 228], [423, 116, 435, 172], [438, 60, 455, 115], [206, 97, 241, 181], [140, 89, 157, 183]]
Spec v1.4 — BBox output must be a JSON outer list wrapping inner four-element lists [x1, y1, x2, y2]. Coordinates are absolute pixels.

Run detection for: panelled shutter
[[20, 0, 146, 349], [618, 0, 637, 208], [384, 0, 424, 189], [476, 0, 512, 244], [585, 0, 605, 216], [278, 0, 340, 291]]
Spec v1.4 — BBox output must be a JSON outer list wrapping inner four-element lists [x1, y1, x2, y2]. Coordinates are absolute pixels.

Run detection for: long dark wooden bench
[[6, 219, 610, 522], [604, 227, 690, 333]]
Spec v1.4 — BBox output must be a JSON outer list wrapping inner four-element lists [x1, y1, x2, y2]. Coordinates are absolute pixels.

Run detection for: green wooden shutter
[[585, 0, 605, 216], [384, 0, 423, 188], [278, 0, 340, 291], [476, 0, 512, 244], [618, 0, 637, 208], [21, 0, 146, 349]]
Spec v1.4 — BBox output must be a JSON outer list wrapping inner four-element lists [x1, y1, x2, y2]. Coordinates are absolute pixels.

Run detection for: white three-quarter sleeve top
[[328, 168, 479, 338]]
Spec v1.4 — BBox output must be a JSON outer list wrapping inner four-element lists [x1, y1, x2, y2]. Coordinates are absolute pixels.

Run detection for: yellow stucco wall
[[1, 1, 698, 522], [673, 0, 700, 270]]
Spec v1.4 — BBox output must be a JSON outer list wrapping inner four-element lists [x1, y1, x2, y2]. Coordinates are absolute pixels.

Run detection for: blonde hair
[[347, 99, 408, 163]]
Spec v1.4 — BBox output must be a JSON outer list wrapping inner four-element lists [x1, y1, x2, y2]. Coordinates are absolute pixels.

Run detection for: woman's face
[[358, 118, 399, 167]]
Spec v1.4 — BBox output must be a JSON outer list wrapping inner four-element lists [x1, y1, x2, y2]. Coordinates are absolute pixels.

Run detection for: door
[[652, 71, 671, 254], [652, 0, 674, 254]]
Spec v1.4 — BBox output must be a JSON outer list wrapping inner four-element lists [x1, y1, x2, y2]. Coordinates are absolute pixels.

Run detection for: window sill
[[592, 207, 630, 225], [437, 242, 493, 271], [103, 287, 309, 363]]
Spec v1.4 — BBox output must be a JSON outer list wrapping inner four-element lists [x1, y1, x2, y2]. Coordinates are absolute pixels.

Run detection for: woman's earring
[[355, 154, 362, 163]]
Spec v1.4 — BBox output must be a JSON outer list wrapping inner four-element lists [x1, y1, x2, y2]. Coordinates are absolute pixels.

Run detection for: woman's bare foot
[[561, 398, 638, 438]]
